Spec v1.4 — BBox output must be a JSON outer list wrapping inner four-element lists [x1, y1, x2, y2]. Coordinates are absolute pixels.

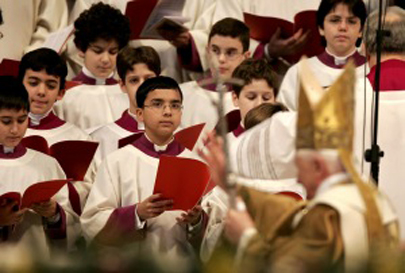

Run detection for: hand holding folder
[[153, 155, 212, 211], [0, 179, 69, 210]]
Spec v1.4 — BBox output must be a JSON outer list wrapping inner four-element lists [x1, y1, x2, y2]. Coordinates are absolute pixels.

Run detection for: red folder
[[243, 11, 323, 61], [119, 123, 206, 150], [21, 136, 98, 181], [125, 0, 159, 40], [153, 155, 211, 211], [215, 110, 241, 133], [0, 179, 69, 209], [174, 123, 205, 150], [118, 132, 144, 149], [64, 81, 82, 91], [0, 59, 20, 77]]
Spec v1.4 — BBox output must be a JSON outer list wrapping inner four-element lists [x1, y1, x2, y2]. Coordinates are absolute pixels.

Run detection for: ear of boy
[[232, 91, 240, 107]]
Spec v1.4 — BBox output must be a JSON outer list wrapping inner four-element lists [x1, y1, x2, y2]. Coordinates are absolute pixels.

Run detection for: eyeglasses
[[209, 47, 243, 61], [143, 101, 183, 112]]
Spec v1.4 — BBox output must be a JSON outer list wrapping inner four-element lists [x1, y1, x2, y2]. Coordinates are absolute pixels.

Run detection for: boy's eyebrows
[[150, 98, 182, 103], [27, 76, 58, 83], [0, 114, 27, 119], [211, 44, 239, 51]]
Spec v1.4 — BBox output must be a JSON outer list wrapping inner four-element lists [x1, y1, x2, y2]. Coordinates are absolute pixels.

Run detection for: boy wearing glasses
[[81, 76, 199, 263], [180, 18, 251, 132]]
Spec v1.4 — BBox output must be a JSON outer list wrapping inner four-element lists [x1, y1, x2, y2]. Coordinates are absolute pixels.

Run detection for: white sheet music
[[42, 24, 74, 53]]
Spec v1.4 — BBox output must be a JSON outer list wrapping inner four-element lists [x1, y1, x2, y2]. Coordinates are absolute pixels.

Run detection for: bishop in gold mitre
[[202, 59, 400, 273]]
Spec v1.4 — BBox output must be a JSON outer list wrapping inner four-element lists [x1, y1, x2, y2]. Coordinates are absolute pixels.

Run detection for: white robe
[[90, 119, 144, 167], [25, 119, 95, 217], [374, 89, 405, 239], [278, 55, 369, 111], [200, 112, 306, 262], [0, 149, 80, 255], [53, 84, 129, 132], [0, 0, 68, 61], [81, 144, 199, 262]]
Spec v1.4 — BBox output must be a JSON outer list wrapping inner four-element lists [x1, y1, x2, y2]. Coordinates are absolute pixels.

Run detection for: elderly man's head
[[364, 6, 405, 56], [295, 149, 345, 199]]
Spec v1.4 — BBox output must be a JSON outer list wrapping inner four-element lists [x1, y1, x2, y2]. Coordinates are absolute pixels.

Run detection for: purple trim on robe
[[131, 134, 185, 158], [95, 204, 146, 245], [67, 182, 82, 216], [367, 59, 405, 91], [317, 50, 366, 69], [177, 35, 203, 72], [232, 124, 245, 138], [196, 73, 233, 92], [0, 143, 27, 159], [29, 112, 65, 130], [115, 110, 143, 133], [72, 71, 118, 86], [45, 204, 67, 240], [253, 42, 266, 60]]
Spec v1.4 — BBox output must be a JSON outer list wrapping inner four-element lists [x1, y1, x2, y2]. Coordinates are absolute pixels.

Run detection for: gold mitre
[[296, 58, 355, 152]]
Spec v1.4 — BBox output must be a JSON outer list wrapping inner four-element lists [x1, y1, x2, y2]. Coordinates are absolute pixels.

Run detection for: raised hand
[[158, 29, 191, 49], [176, 205, 203, 226], [137, 193, 173, 221], [198, 132, 227, 189], [31, 199, 57, 219], [0, 200, 26, 226], [267, 28, 310, 59]]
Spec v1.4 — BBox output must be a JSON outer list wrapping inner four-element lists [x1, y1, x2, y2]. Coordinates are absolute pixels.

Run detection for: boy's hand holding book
[[137, 193, 173, 221], [30, 199, 58, 219], [0, 200, 26, 226]]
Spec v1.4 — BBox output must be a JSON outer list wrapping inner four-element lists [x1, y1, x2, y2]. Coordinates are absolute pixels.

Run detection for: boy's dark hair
[[232, 58, 279, 97], [317, 0, 367, 47], [117, 46, 161, 81], [74, 2, 130, 52], [0, 76, 30, 112], [136, 76, 183, 108], [208, 18, 250, 52], [244, 102, 288, 130], [18, 48, 68, 90]]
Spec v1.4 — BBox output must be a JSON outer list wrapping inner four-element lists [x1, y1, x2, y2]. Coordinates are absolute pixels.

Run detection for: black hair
[[208, 18, 250, 52], [136, 76, 183, 108], [232, 58, 279, 97], [74, 2, 131, 52], [0, 76, 30, 112], [18, 48, 67, 90], [317, 0, 367, 46], [117, 46, 161, 81]]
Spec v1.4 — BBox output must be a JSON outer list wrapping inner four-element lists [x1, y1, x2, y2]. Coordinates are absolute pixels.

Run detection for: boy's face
[[23, 69, 64, 115], [120, 63, 157, 114], [232, 79, 275, 124], [319, 3, 362, 57], [0, 109, 28, 148], [207, 35, 250, 80], [79, 38, 119, 79], [136, 89, 182, 141]]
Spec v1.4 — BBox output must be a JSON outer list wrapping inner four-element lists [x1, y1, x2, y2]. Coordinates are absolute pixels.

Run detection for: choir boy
[[81, 76, 200, 264], [0, 76, 78, 255]]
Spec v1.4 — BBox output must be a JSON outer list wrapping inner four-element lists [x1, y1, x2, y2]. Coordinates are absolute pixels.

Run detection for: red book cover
[[174, 123, 205, 150], [50, 141, 98, 181], [125, 0, 159, 40], [243, 11, 323, 61], [244, 13, 293, 42], [22, 136, 98, 181], [215, 109, 241, 133], [64, 81, 82, 91], [153, 155, 211, 211], [0, 179, 69, 209], [118, 132, 144, 148], [0, 59, 20, 77]]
